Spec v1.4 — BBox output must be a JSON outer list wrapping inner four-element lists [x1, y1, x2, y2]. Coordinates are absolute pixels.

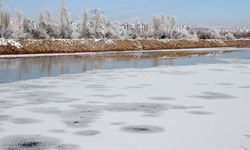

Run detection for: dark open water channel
[[0, 49, 250, 83]]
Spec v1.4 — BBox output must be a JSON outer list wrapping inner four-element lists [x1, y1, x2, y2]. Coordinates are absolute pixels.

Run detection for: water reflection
[[0, 49, 250, 83]]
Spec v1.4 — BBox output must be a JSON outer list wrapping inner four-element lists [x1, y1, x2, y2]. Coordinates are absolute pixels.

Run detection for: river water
[[0, 48, 249, 150], [1, 48, 250, 83]]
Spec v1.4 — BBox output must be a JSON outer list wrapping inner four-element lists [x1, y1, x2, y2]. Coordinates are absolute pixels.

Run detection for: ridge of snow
[[0, 38, 23, 49]]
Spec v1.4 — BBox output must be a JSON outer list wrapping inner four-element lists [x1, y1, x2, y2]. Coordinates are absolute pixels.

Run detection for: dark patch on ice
[[158, 71, 169, 74], [30, 102, 202, 129], [106, 102, 202, 116], [67, 103, 192, 127], [186, 106, 205, 109], [196, 83, 208, 86], [125, 86, 144, 89], [94, 89, 110, 92], [0, 100, 14, 105], [106, 103, 168, 116], [89, 94, 126, 98], [70, 104, 104, 111], [148, 96, 175, 101], [0, 135, 62, 150], [85, 84, 110, 89], [56, 144, 80, 150], [22, 90, 63, 97], [128, 75, 139, 77], [29, 107, 62, 115], [142, 113, 163, 117], [47, 81, 61, 84], [10, 118, 42, 124], [74, 130, 100, 136], [0, 128, 3, 132], [241, 71, 250, 74], [0, 100, 20, 109], [187, 111, 214, 115], [0, 115, 12, 122], [139, 84, 153, 87], [171, 105, 203, 110], [239, 85, 250, 89], [61, 105, 104, 128], [104, 77, 119, 80], [166, 70, 194, 75], [121, 125, 164, 134], [216, 83, 234, 86], [63, 119, 91, 128], [49, 129, 67, 133], [0, 88, 14, 93], [190, 91, 236, 100], [111, 122, 126, 126], [14, 83, 53, 91], [30, 105, 103, 129], [209, 68, 229, 72], [16, 90, 65, 105], [53, 97, 80, 103], [244, 135, 250, 138], [86, 101, 104, 104]]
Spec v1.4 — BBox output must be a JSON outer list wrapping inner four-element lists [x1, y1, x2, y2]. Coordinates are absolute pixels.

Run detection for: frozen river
[[0, 48, 250, 150]]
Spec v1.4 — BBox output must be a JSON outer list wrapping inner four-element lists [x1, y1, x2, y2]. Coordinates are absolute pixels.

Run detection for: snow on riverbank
[[0, 57, 250, 150], [0, 38, 23, 49], [1, 39, 250, 55]]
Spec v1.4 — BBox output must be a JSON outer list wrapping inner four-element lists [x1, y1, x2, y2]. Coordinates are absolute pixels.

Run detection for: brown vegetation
[[0, 39, 250, 55]]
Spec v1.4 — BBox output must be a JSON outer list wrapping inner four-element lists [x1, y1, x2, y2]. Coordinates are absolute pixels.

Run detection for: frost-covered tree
[[133, 18, 142, 39], [36, 12, 51, 39], [105, 22, 126, 39], [9, 11, 23, 39], [224, 32, 235, 40], [0, 0, 11, 37], [20, 19, 35, 39], [59, 0, 72, 39], [71, 22, 81, 39], [79, 8, 91, 38], [153, 14, 176, 39], [13, 13, 50, 39], [93, 9, 106, 38], [0, 10, 10, 30], [195, 28, 223, 39], [35, 9, 61, 39], [173, 28, 198, 40], [15, 10, 23, 30], [0, 0, 248, 40]]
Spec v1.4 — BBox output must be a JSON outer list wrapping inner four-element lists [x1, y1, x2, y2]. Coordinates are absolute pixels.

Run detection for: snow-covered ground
[[0, 56, 250, 150], [0, 38, 23, 49]]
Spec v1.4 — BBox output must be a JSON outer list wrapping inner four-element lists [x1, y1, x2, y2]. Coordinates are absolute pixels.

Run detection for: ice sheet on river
[[0, 58, 249, 150]]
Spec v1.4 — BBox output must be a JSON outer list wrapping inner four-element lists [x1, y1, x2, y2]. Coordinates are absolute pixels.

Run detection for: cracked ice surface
[[0, 58, 250, 150]]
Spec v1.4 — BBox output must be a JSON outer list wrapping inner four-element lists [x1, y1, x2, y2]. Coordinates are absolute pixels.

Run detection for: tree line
[[0, 0, 248, 40]]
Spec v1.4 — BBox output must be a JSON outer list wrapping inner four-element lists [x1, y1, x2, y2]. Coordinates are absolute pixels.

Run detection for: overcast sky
[[2, 0, 250, 27]]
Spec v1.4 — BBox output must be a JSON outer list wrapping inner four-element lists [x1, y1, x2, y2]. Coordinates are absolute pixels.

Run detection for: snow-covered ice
[[0, 55, 250, 150]]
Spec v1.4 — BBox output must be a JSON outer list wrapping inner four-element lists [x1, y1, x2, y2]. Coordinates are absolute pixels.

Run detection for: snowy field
[[0, 52, 250, 150]]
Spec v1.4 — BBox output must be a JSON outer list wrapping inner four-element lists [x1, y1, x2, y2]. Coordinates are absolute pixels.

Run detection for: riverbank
[[1, 39, 250, 55]]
